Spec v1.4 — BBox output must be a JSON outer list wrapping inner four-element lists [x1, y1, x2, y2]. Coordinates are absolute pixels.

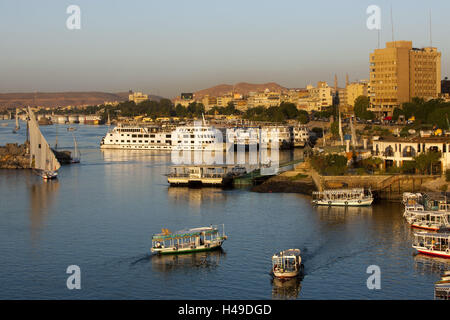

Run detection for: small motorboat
[[272, 249, 303, 279]]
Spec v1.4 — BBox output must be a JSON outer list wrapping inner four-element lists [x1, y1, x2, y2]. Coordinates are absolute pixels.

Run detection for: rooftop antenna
[[429, 8, 433, 48], [377, 28, 381, 49], [390, 5, 395, 44]]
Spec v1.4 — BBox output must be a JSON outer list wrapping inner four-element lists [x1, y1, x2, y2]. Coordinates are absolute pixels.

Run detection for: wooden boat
[[272, 249, 303, 279], [27, 107, 61, 180], [151, 225, 227, 255], [312, 188, 373, 206], [413, 232, 450, 259]]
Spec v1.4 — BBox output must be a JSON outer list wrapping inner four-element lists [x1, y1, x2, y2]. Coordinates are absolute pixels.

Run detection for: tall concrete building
[[369, 41, 441, 116]]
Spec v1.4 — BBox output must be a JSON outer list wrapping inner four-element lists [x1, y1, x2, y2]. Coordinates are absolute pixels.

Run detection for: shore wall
[[314, 173, 441, 200]]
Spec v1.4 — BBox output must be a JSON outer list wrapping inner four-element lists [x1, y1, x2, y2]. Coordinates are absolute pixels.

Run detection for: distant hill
[[193, 82, 288, 99], [0, 91, 165, 110]]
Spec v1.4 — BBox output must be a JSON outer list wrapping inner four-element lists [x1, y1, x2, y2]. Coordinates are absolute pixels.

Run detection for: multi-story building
[[174, 93, 195, 107], [247, 89, 281, 108], [442, 77, 450, 95], [128, 91, 149, 104], [372, 136, 450, 173], [300, 81, 333, 112], [345, 80, 369, 110], [216, 94, 234, 108], [201, 95, 217, 111], [369, 41, 441, 117]]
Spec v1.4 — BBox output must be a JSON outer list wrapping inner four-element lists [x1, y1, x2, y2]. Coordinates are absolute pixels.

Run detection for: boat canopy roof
[[313, 188, 368, 195], [272, 249, 301, 259], [152, 226, 218, 241], [414, 232, 450, 239]]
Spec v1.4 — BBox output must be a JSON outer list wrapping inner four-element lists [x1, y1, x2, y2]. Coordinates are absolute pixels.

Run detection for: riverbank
[[252, 161, 317, 194], [252, 160, 447, 201], [0, 142, 73, 169], [0, 143, 30, 169]]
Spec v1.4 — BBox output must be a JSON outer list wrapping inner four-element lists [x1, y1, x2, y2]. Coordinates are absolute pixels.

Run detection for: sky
[[0, 0, 449, 98]]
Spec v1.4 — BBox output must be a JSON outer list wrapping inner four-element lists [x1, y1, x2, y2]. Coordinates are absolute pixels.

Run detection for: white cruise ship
[[100, 123, 222, 151], [226, 127, 260, 147], [260, 125, 293, 149], [292, 126, 310, 148]]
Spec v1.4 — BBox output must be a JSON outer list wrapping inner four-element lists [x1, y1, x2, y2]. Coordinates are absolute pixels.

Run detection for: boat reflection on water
[[151, 249, 225, 273], [414, 253, 450, 276], [101, 149, 171, 163], [167, 187, 228, 208], [29, 179, 60, 244], [315, 205, 373, 223], [271, 276, 302, 300]]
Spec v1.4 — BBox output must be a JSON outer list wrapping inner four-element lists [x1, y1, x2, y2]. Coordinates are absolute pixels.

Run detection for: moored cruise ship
[[100, 123, 222, 151], [292, 125, 310, 148]]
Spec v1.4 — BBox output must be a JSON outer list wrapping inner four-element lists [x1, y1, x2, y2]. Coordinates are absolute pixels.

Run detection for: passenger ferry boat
[[100, 122, 221, 151], [167, 165, 245, 187], [402, 192, 423, 206], [405, 211, 450, 231], [413, 232, 450, 259], [312, 188, 373, 206], [151, 225, 227, 255], [272, 249, 303, 279], [435, 271, 450, 300]]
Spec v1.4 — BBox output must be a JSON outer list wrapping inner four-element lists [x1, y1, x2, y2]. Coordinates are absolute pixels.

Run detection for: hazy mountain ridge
[[0, 91, 164, 110]]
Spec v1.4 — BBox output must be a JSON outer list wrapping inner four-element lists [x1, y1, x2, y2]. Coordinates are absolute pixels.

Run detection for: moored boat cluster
[[403, 192, 450, 260]]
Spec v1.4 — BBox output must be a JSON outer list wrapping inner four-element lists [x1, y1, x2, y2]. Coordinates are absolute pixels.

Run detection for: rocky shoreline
[[0, 143, 30, 169], [0, 143, 73, 169], [251, 174, 317, 195]]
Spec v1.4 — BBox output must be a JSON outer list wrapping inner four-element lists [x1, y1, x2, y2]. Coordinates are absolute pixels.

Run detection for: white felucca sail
[[71, 133, 81, 163], [27, 107, 61, 179], [13, 108, 20, 133]]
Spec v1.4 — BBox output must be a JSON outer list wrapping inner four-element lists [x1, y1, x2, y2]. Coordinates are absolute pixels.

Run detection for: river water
[[0, 121, 447, 299]]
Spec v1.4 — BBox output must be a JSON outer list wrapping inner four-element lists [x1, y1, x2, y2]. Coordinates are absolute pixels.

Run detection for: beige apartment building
[[369, 41, 441, 116], [299, 81, 333, 112], [247, 89, 281, 108], [346, 80, 369, 110]]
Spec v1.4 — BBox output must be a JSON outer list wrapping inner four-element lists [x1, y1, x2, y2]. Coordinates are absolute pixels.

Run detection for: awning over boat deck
[[152, 227, 218, 241]]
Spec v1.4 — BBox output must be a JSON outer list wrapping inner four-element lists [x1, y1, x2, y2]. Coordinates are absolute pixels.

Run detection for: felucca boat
[[27, 107, 61, 180], [71, 133, 81, 163], [12, 108, 20, 133]]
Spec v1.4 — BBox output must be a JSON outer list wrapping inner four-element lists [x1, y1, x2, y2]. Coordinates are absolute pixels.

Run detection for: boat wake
[[129, 254, 152, 266], [305, 246, 371, 276]]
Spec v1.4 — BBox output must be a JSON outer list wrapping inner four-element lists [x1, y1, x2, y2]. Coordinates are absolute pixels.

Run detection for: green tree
[[414, 150, 441, 175], [297, 110, 309, 124], [330, 121, 339, 138], [354, 95, 375, 120]]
